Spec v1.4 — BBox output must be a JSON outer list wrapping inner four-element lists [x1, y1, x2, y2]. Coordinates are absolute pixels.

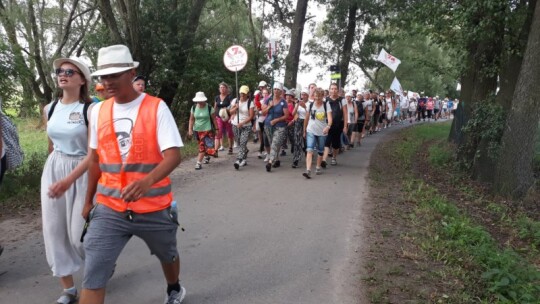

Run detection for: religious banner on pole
[[267, 39, 278, 62], [390, 77, 405, 97], [377, 48, 401, 72]]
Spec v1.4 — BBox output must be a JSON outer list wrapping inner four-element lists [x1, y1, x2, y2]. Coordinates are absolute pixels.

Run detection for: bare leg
[[59, 275, 74, 289], [80, 288, 105, 304], [161, 258, 180, 284]]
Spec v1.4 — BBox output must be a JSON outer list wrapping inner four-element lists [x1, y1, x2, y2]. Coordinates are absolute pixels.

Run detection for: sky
[[254, 1, 367, 91]]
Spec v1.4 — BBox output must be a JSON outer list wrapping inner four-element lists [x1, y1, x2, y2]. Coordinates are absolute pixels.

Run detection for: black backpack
[[356, 100, 365, 119]]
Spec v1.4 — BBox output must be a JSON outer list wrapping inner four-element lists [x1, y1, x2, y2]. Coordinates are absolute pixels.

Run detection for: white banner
[[377, 48, 401, 72], [408, 91, 419, 99], [390, 77, 405, 97]]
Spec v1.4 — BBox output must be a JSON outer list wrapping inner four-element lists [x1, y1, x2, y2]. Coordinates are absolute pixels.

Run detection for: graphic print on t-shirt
[[111, 118, 134, 160], [68, 111, 84, 125]]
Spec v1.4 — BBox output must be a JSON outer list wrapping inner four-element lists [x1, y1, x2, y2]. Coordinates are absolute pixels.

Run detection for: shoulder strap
[[208, 104, 215, 131], [47, 100, 59, 121], [83, 102, 91, 127]]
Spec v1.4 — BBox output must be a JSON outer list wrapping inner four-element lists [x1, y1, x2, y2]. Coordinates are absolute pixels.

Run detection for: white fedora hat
[[53, 57, 92, 85], [192, 91, 208, 102], [91, 45, 139, 77]]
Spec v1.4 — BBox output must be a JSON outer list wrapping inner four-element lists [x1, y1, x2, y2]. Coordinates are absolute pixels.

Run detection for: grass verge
[[1, 118, 198, 214], [362, 122, 540, 303]]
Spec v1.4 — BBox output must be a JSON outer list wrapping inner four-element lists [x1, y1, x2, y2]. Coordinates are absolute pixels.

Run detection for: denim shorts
[[82, 204, 179, 289], [306, 132, 326, 155]]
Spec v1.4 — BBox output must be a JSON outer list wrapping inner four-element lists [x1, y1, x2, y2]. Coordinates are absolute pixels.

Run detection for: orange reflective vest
[[96, 95, 172, 213]]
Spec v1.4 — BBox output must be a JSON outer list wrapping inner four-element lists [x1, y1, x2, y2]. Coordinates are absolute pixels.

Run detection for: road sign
[[331, 73, 341, 80], [223, 45, 248, 72]]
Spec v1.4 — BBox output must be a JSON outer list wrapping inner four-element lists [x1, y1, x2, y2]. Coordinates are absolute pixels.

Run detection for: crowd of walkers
[[1, 42, 459, 304], [190, 80, 458, 179]]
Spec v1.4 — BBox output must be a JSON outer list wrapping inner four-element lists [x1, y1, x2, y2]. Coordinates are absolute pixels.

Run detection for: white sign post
[[223, 45, 248, 111]]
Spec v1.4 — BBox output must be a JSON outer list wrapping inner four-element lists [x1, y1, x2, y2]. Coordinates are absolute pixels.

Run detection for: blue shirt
[[264, 99, 287, 128]]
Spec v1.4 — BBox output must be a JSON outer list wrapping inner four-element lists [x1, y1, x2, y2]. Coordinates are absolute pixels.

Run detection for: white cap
[[258, 81, 267, 87], [345, 91, 352, 97], [273, 82, 283, 91]]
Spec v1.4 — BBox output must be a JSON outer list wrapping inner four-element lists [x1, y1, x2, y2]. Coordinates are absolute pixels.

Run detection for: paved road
[[0, 124, 406, 304]]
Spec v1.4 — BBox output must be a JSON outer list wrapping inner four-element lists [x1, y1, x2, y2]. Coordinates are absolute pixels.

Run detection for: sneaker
[[195, 162, 202, 170], [292, 160, 299, 168], [321, 160, 327, 168], [266, 162, 272, 172], [218, 146, 225, 151], [331, 158, 337, 166], [302, 170, 311, 179], [263, 155, 269, 162], [316, 167, 322, 175], [203, 156, 211, 164], [164, 286, 186, 304], [56, 290, 77, 304], [239, 159, 247, 167], [228, 148, 233, 155], [280, 150, 286, 156], [272, 160, 281, 168], [257, 152, 263, 159], [234, 160, 240, 170], [233, 142, 238, 148]]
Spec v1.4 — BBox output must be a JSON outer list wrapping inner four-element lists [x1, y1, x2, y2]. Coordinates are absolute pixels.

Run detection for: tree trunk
[[97, 0, 123, 44], [283, 0, 308, 89], [339, 3, 357, 87], [496, 0, 536, 112], [494, 0, 540, 198], [0, 1, 37, 116]]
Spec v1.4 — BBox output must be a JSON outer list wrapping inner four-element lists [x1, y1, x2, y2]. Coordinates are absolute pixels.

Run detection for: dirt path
[[0, 125, 408, 303]]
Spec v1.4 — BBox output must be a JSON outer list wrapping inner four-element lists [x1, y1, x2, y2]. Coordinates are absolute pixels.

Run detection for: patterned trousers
[[232, 125, 252, 160], [293, 119, 305, 163], [265, 125, 287, 162]]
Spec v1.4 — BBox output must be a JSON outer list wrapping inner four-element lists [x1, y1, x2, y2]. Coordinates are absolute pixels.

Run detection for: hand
[[303, 131, 306, 138], [121, 179, 152, 202], [270, 119, 276, 126], [239, 122, 244, 128], [288, 120, 294, 126], [188, 130, 193, 137], [82, 202, 94, 220], [323, 126, 330, 135], [343, 125, 348, 133], [48, 178, 72, 199]]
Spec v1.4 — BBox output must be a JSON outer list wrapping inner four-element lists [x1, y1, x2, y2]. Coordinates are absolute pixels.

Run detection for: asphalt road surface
[[0, 124, 406, 304]]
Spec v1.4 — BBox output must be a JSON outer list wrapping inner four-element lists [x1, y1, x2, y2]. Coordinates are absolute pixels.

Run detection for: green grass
[[1, 117, 198, 204], [393, 123, 540, 303]]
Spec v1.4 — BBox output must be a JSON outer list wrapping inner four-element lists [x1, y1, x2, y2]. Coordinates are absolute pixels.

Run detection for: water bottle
[[170, 200, 179, 225]]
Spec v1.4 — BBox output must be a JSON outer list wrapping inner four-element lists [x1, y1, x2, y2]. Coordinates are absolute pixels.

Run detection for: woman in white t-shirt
[[291, 88, 308, 168], [408, 98, 417, 123], [302, 87, 333, 178], [230, 85, 255, 169], [41, 57, 95, 304], [345, 92, 358, 148]]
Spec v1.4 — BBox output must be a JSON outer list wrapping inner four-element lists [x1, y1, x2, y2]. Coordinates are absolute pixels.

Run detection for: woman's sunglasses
[[55, 68, 80, 77]]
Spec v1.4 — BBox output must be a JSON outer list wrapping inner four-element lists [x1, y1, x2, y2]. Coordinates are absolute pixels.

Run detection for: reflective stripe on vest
[[97, 184, 172, 198], [99, 163, 159, 173]]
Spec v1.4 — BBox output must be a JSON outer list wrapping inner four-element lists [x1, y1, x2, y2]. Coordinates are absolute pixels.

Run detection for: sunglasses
[[55, 68, 82, 77]]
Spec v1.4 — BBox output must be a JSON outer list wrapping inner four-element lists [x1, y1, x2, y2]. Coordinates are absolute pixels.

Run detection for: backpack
[[192, 104, 215, 131], [325, 97, 343, 121], [48, 100, 91, 127], [0, 112, 24, 170], [356, 100, 365, 119], [309, 101, 328, 123]]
